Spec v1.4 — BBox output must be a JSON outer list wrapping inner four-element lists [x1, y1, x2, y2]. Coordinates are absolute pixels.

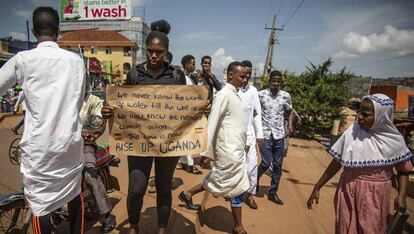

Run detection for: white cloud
[[335, 25, 414, 59], [14, 9, 32, 18], [332, 51, 359, 59], [314, 3, 414, 55], [212, 48, 234, 75], [179, 32, 224, 43], [9, 32, 26, 41]]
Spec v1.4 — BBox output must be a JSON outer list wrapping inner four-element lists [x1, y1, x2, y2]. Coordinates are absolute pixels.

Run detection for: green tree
[[265, 58, 352, 137]]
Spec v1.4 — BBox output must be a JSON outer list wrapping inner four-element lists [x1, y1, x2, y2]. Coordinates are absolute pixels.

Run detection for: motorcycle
[[0, 115, 120, 233]]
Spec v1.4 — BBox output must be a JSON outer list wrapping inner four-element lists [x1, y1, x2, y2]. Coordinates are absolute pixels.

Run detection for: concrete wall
[[370, 85, 414, 112], [370, 86, 397, 100], [397, 86, 414, 112]]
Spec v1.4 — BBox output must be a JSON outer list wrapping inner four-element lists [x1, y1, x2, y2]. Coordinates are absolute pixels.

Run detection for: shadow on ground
[[115, 207, 195, 234], [201, 205, 234, 233], [285, 178, 338, 188], [148, 177, 184, 190]]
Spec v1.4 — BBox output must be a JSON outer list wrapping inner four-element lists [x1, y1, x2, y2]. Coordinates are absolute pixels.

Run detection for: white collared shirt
[[238, 84, 264, 145], [0, 41, 85, 216], [185, 74, 194, 85], [258, 89, 292, 140]]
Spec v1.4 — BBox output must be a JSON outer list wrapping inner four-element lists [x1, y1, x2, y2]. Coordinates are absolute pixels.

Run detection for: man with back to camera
[[0, 7, 85, 233]]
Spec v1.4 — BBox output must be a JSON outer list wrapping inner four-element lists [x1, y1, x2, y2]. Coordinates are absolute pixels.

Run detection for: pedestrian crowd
[[0, 86, 20, 113], [0, 6, 413, 234]]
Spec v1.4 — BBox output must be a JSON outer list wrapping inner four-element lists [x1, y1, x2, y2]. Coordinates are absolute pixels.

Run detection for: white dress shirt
[[0, 41, 85, 216], [238, 84, 263, 145]]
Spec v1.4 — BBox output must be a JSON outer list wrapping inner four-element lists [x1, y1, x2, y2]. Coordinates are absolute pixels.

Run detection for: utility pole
[[26, 20, 30, 49], [262, 15, 283, 79]]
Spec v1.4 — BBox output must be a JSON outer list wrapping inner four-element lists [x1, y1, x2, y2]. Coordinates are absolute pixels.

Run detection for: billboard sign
[[60, 0, 132, 21]]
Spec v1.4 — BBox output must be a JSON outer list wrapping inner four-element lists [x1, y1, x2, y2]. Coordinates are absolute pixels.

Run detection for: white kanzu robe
[[238, 84, 263, 194], [202, 83, 250, 198], [0, 41, 85, 216]]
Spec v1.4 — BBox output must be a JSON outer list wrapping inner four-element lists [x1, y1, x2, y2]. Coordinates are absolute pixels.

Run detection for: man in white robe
[[0, 7, 85, 233], [238, 60, 263, 209], [178, 61, 250, 234]]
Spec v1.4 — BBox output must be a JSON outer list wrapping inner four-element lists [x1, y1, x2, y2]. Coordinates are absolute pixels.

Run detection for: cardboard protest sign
[[106, 85, 208, 157]]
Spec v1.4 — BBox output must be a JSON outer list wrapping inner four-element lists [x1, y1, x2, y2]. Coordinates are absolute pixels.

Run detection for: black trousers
[[127, 156, 179, 228], [32, 193, 84, 234]]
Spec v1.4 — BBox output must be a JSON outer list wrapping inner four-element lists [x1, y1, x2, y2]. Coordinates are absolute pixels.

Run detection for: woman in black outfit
[[101, 20, 186, 234]]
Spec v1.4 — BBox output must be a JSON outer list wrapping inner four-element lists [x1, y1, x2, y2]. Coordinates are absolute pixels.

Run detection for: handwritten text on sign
[[106, 85, 208, 157]]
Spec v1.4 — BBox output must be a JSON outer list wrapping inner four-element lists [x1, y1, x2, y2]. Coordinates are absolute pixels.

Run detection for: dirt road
[[1, 115, 413, 233]]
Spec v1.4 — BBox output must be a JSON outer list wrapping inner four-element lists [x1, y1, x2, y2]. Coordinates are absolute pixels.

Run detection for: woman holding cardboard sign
[[101, 20, 186, 234]]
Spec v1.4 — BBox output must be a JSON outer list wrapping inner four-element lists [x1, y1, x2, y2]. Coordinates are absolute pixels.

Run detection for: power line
[[350, 54, 414, 69], [254, 0, 275, 67], [284, 0, 296, 25], [283, 0, 305, 27], [265, 0, 275, 26], [277, 0, 284, 17]]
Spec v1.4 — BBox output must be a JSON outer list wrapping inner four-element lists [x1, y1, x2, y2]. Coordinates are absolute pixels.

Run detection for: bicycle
[[0, 192, 32, 234], [1, 116, 120, 233], [1, 137, 32, 233], [8, 137, 21, 166]]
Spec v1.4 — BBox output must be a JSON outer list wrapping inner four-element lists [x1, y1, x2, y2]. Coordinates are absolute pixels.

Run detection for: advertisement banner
[[106, 85, 209, 157], [60, 0, 132, 21]]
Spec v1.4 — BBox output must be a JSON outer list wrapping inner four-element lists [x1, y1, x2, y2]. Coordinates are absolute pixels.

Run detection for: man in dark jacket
[[196, 55, 222, 102]]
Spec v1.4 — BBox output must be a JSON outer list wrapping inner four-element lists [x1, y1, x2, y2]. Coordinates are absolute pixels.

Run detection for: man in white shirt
[[257, 70, 293, 206], [11, 90, 26, 134], [238, 60, 263, 209], [179, 61, 250, 234], [0, 7, 85, 233]]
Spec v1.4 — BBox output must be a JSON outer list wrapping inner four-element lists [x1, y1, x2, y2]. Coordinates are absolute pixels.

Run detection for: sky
[[1, 0, 414, 78]]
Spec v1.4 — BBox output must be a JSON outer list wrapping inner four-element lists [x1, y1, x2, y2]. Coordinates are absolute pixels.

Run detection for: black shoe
[[178, 192, 200, 210], [268, 193, 284, 205], [181, 164, 189, 171], [100, 214, 116, 233]]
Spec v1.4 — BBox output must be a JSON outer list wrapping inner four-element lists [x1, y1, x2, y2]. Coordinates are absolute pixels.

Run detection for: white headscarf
[[329, 93, 413, 167]]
